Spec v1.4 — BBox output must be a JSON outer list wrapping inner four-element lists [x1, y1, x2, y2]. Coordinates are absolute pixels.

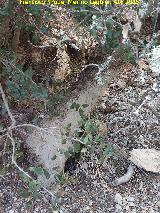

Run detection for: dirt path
[[26, 68, 115, 189]]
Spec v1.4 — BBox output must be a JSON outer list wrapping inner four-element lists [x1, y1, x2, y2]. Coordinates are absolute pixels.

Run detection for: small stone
[[149, 208, 155, 213], [115, 193, 123, 205], [81, 148, 87, 153], [122, 197, 127, 205], [117, 79, 126, 89], [125, 205, 130, 211], [85, 206, 90, 210], [157, 200, 160, 207], [115, 204, 122, 212], [81, 162, 88, 170], [128, 202, 135, 207], [89, 201, 93, 206], [127, 196, 135, 202], [129, 149, 160, 173]]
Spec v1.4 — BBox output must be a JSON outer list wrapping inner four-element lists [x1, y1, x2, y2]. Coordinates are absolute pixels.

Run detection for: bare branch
[[71, 137, 86, 145], [0, 83, 16, 126], [12, 123, 57, 132], [0, 80, 58, 199], [7, 133, 56, 198]]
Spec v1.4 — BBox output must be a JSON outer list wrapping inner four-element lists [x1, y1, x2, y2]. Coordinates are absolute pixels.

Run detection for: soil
[[59, 65, 160, 213], [1, 60, 160, 213]]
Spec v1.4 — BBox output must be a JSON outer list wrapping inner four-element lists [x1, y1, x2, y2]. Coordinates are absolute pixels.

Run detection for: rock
[[129, 149, 160, 173], [117, 79, 126, 89], [149, 208, 155, 213], [81, 162, 88, 170], [127, 196, 135, 202], [114, 193, 123, 206], [115, 204, 122, 212], [157, 200, 160, 207], [125, 205, 130, 211], [81, 148, 87, 153]]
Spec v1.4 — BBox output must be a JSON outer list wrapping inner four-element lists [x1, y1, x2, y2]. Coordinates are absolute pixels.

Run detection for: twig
[[0, 123, 58, 135], [0, 83, 16, 126], [0, 82, 58, 199], [7, 133, 55, 198], [113, 164, 135, 186], [12, 123, 57, 132], [0, 175, 5, 180], [72, 137, 86, 145]]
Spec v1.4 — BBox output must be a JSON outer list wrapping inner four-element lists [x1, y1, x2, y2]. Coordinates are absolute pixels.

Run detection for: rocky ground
[[1, 59, 159, 213], [59, 64, 160, 213]]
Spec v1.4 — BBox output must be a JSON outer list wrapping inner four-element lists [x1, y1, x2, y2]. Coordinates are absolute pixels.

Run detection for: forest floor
[[0, 58, 160, 213], [59, 63, 160, 213]]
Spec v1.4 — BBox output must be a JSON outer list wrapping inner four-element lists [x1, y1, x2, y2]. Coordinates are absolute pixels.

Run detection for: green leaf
[[28, 180, 38, 192], [32, 33, 41, 45], [31, 191, 39, 199], [105, 19, 113, 27], [82, 104, 89, 108], [73, 142, 81, 153], [97, 156, 105, 164], [30, 86, 48, 99], [64, 123, 71, 129], [84, 120, 96, 133], [40, 26, 48, 34], [29, 166, 43, 176], [31, 117, 39, 125], [0, 167, 7, 176], [0, 123, 4, 130], [43, 169, 50, 179], [88, 134, 93, 141], [83, 136, 89, 144], [103, 146, 113, 158], [20, 190, 30, 199], [94, 135, 102, 142], [68, 146, 74, 154], [25, 68, 33, 79], [75, 128, 84, 133], [19, 173, 29, 182], [70, 102, 80, 111], [64, 151, 70, 158], [107, 30, 113, 39], [90, 27, 97, 39], [114, 30, 122, 38], [0, 9, 9, 18], [79, 108, 86, 119], [61, 139, 67, 144]]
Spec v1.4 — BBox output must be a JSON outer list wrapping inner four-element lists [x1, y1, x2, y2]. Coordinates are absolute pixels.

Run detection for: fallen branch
[[7, 132, 55, 198], [0, 83, 16, 126], [0, 82, 57, 199]]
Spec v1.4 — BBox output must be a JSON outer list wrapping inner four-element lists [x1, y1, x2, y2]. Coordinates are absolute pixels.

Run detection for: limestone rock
[[129, 149, 160, 173]]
